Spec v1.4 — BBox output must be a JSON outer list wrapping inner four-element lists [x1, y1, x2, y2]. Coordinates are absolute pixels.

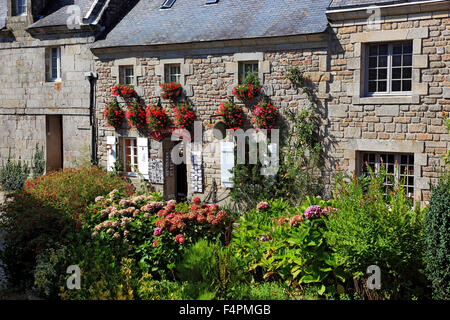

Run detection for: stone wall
[[327, 10, 450, 201], [0, 12, 95, 169], [93, 36, 330, 200]]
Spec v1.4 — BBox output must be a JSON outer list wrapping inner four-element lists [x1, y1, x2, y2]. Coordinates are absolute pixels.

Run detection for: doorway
[[46, 115, 63, 172], [162, 139, 188, 201]]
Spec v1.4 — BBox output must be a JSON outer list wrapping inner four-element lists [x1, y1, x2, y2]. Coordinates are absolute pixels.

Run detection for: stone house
[[1, 0, 449, 204], [0, 0, 136, 170]]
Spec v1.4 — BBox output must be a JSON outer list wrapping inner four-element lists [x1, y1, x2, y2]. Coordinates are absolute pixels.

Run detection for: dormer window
[[161, 0, 176, 9], [15, 0, 27, 16]]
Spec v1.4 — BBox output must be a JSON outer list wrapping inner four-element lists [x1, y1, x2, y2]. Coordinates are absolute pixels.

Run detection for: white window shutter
[[190, 150, 203, 193], [106, 136, 117, 172], [137, 137, 149, 180], [221, 141, 235, 188]]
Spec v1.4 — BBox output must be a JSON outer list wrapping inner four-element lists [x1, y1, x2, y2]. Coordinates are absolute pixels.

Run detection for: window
[[120, 138, 138, 175], [366, 42, 412, 95], [119, 66, 134, 85], [238, 61, 258, 84], [49, 47, 61, 81], [166, 64, 181, 83], [161, 0, 176, 9], [360, 152, 414, 196], [15, 0, 27, 16]]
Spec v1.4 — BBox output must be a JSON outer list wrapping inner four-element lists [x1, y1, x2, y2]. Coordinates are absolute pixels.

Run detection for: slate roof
[[0, 0, 7, 30], [29, 0, 95, 29], [93, 0, 331, 49], [328, 0, 436, 9]]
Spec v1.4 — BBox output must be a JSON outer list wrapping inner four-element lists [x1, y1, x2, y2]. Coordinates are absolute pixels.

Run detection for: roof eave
[[326, 0, 449, 21]]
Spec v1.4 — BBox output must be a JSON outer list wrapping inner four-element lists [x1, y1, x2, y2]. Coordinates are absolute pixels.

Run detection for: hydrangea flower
[[257, 201, 270, 211], [304, 205, 322, 219], [153, 227, 162, 236]]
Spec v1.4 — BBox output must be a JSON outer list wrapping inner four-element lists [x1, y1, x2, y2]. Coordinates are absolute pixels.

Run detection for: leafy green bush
[[424, 173, 450, 300], [0, 167, 134, 288], [242, 71, 260, 86], [325, 170, 428, 299], [0, 157, 30, 192], [232, 198, 346, 298], [32, 144, 45, 178], [228, 281, 291, 300]]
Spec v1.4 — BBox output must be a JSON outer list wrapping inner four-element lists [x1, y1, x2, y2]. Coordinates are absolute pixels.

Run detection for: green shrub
[[32, 144, 45, 178], [232, 198, 346, 298], [137, 275, 188, 300], [0, 167, 134, 288], [424, 173, 450, 300], [325, 170, 428, 299], [229, 282, 291, 300], [0, 156, 30, 192]]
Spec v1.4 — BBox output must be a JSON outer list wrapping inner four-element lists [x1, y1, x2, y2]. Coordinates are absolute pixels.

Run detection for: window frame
[[15, 0, 27, 16], [359, 151, 415, 197], [49, 47, 61, 82], [364, 41, 413, 97], [165, 64, 181, 83], [119, 66, 135, 85], [121, 137, 138, 177], [238, 61, 259, 84]]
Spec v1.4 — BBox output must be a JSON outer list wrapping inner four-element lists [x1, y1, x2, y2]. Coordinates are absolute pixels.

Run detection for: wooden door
[[46, 115, 63, 172]]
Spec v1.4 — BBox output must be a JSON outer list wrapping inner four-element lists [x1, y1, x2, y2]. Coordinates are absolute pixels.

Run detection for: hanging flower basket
[[232, 84, 261, 101], [251, 101, 278, 130], [111, 84, 136, 99], [173, 102, 196, 130], [104, 100, 125, 131], [146, 104, 169, 131], [216, 100, 244, 130], [161, 82, 182, 100], [126, 101, 147, 130]]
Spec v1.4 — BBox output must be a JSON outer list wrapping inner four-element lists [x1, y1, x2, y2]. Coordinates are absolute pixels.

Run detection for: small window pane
[[378, 81, 387, 92], [378, 69, 387, 80], [402, 68, 412, 79], [368, 81, 376, 92], [369, 69, 377, 80], [403, 55, 412, 66], [369, 57, 377, 68], [379, 56, 387, 67], [392, 55, 402, 67], [403, 43, 412, 54], [379, 44, 388, 55], [392, 68, 402, 79], [393, 44, 403, 55], [402, 80, 411, 91], [369, 45, 378, 55], [392, 80, 401, 91]]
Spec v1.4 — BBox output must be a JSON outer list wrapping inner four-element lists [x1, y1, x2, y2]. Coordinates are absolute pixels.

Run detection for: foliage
[[232, 198, 346, 298], [160, 82, 182, 100], [229, 67, 323, 210], [0, 154, 30, 192], [424, 172, 450, 300], [87, 194, 231, 280], [173, 103, 196, 130], [146, 103, 169, 131], [126, 101, 147, 130], [251, 101, 279, 130], [111, 84, 136, 99], [325, 169, 428, 299], [216, 100, 244, 130], [0, 167, 133, 287], [32, 144, 46, 178], [229, 282, 291, 300], [442, 112, 450, 166], [232, 84, 261, 100], [137, 274, 188, 300], [104, 100, 125, 130]]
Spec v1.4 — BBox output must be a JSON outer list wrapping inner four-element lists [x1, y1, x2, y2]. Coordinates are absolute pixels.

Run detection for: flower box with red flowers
[[126, 101, 148, 130], [216, 100, 244, 130], [111, 84, 136, 99], [232, 84, 261, 101], [160, 82, 182, 100], [104, 100, 125, 131], [251, 101, 279, 130], [173, 102, 196, 130], [146, 104, 169, 131]]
